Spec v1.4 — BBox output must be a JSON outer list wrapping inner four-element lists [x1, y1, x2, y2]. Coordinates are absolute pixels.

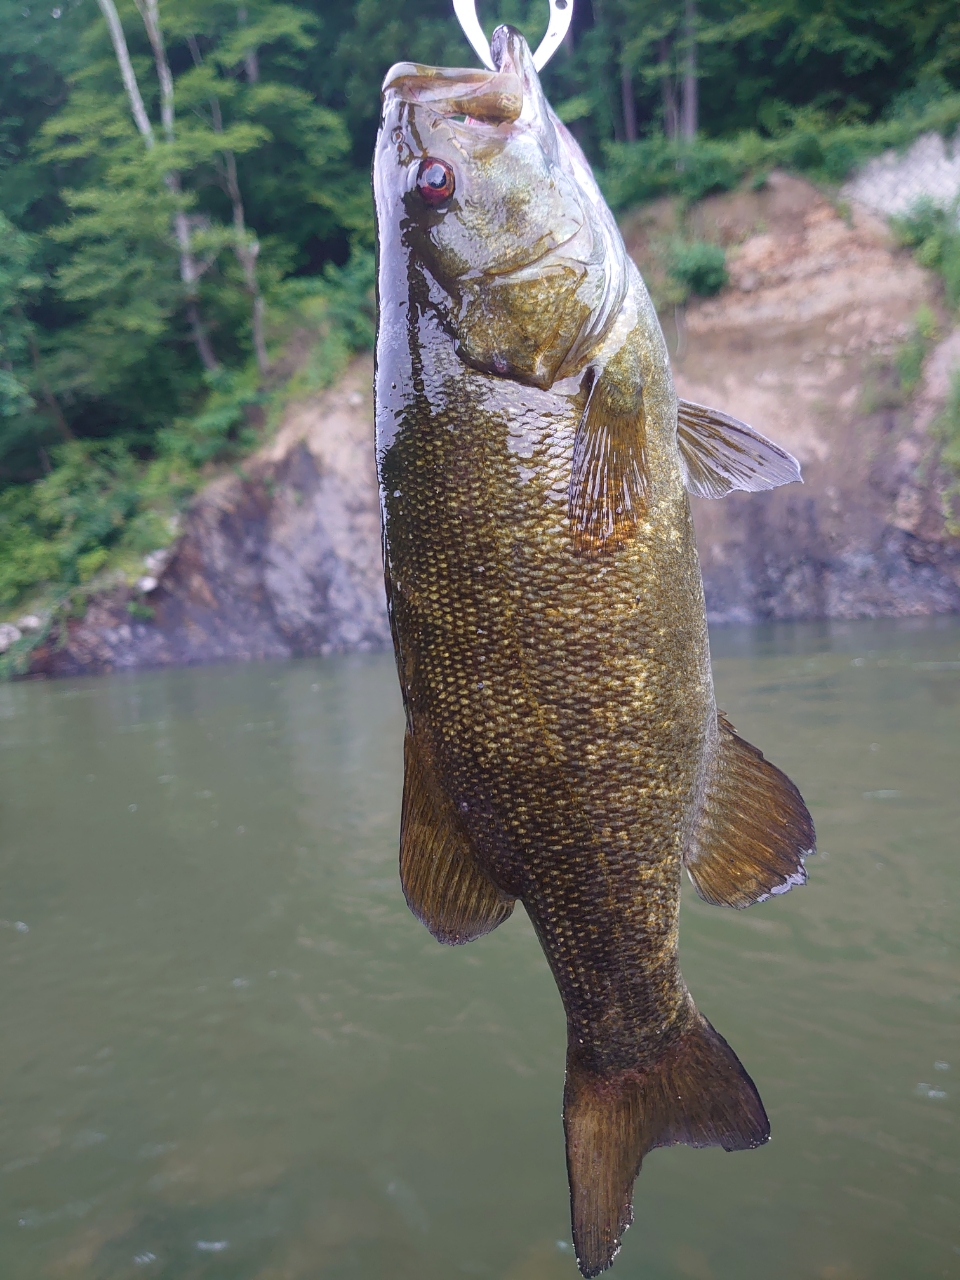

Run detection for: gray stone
[[843, 131, 960, 223], [0, 623, 22, 654]]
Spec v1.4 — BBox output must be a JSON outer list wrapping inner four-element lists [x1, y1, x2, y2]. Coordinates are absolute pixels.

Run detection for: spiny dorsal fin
[[564, 1005, 769, 1277], [400, 731, 515, 945], [568, 339, 647, 553], [678, 399, 802, 499], [684, 712, 815, 909]]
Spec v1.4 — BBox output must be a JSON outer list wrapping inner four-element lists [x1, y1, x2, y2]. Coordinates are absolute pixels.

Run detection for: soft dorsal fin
[[678, 399, 802, 499], [683, 712, 815, 908], [568, 337, 647, 553], [400, 731, 516, 944]]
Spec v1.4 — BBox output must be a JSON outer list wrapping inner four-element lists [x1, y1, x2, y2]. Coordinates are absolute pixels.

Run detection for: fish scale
[[375, 23, 814, 1278], [382, 292, 703, 1044]]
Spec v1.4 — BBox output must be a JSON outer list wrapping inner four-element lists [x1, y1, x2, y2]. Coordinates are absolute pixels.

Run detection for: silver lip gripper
[[452, 0, 573, 72]]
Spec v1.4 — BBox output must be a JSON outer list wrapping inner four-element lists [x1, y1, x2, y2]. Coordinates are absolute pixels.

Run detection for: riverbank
[[17, 171, 960, 677]]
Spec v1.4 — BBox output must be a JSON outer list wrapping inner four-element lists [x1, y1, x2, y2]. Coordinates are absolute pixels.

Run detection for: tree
[[97, 0, 225, 371], [681, 0, 697, 140], [0, 217, 42, 424], [1, 0, 959, 486], [25, 0, 350, 463], [0, 213, 73, 481]]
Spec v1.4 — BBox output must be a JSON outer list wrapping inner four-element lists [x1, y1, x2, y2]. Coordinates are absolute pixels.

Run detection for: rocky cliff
[[30, 173, 960, 677], [29, 363, 389, 676], [651, 172, 960, 623]]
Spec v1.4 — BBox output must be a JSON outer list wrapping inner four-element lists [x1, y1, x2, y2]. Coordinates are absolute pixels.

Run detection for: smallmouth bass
[[373, 26, 814, 1277]]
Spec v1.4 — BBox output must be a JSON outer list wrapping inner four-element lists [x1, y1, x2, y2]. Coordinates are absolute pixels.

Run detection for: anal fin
[[564, 1007, 769, 1277], [678, 399, 802, 498], [684, 712, 815, 909], [400, 731, 515, 945]]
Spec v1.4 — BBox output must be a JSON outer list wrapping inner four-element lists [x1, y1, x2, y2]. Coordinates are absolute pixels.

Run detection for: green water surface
[[1, 619, 958, 1280]]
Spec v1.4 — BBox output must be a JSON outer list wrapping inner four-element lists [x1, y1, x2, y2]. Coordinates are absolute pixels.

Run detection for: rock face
[[842, 129, 960, 223], [31, 363, 390, 677], [653, 172, 960, 624], [30, 173, 960, 677]]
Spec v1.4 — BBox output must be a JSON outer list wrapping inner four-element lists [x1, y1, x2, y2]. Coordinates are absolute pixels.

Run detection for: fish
[[373, 24, 815, 1278]]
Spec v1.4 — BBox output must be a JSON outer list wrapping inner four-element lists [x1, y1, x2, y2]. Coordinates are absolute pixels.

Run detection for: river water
[[1, 619, 958, 1280]]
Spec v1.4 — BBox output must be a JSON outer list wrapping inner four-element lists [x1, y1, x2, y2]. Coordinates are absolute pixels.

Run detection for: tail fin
[[563, 1010, 769, 1278]]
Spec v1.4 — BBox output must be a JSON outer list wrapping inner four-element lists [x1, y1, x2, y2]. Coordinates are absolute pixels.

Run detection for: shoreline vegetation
[[1, 0, 959, 676]]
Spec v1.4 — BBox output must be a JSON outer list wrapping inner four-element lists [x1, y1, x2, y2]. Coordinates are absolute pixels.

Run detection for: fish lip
[[381, 61, 523, 124]]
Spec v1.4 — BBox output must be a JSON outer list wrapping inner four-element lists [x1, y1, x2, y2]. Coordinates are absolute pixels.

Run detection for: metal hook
[[452, 0, 573, 73]]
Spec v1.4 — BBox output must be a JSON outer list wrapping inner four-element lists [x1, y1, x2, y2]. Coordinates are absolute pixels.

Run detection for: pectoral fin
[[684, 713, 815, 908], [400, 731, 515, 944], [568, 342, 647, 553], [678, 399, 802, 498]]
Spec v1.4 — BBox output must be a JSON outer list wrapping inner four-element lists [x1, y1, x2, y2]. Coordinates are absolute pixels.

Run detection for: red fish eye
[[416, 158, 455, 206]]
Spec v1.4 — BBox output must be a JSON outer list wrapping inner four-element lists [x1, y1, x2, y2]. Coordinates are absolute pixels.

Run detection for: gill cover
[[379, 26, 630, 389]]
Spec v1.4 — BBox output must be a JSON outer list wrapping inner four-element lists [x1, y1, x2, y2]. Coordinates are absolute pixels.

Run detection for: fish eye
[[416, 158, 455, 206]]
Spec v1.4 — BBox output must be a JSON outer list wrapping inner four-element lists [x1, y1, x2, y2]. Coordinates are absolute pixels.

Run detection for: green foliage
[[156, 245, 375, 471], [895, 305, 939, 396], [0, 213, 41, 419], [0, 251, 375, 615], [602, 94, 960, 210], [0, 485, 60, 607], [937, 369, 960, 472], [0, 439, 146, 605], [126, 600, 155, 619], [667, 239, 728, 298], [934, 369, 960, 534], [158, 366, 264, 468], [607, 0, 957, 156], [47, 182, 186, 400], [0, 0, 362, 483], [892, 199, 960, 310], [40, 441, 144, 577]]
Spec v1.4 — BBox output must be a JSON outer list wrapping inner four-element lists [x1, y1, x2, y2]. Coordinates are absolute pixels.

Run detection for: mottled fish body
[[374, 27, 814, 1277]]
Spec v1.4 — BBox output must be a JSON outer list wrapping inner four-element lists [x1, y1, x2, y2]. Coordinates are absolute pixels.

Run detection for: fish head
[[375, 25, 628, 390]]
